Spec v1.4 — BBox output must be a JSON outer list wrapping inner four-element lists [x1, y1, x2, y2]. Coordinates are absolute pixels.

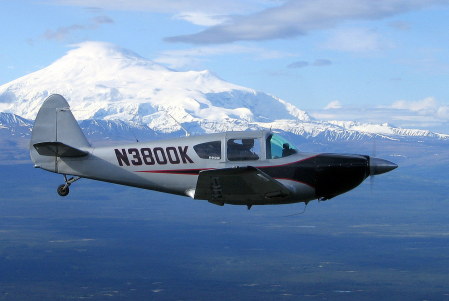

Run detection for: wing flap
[[194, 166, 290, 204]]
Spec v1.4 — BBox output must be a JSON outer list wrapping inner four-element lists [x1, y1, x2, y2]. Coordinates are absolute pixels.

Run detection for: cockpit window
[[266, 134, 297, 159], [193, 141, 221, 160], [227, 138, 260, 161]]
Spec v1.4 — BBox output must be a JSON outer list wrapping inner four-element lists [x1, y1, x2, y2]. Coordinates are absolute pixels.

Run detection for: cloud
[[50, 0, 250, 14], [92, 15, 114, 25], [389, 97, 437, 113], [49, 0, 449, 46], [172, 12, 230, 26], [50, 0, 260, 27], [389, 20, 411, 31], [385, 97, 449, 121], [287, 59, 332, 69], [323, 28, 389, 52], [287, 61, 309, 69], [44, 24, 85, 41], [42, 15, 114, 41], [313, 59, 332, 66], [324, 100, 342, 109], [401, 55, 449, 75], [165, 0, 449, 44], [83, 6, 104, 14], [155, 45, 295, 69], [310, 97, 449, 133]]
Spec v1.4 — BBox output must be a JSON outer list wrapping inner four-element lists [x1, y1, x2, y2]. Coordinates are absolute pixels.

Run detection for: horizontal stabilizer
[[194, 166, 290, 204], [33, 142, 88, 157]]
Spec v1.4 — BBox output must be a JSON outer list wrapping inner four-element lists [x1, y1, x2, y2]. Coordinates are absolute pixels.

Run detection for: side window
[[266, 134, 297, 159], [193, 141, 221, 160], [227, 138, 260, 161]]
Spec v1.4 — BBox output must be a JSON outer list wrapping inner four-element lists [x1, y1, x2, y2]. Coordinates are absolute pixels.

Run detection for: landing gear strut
[[57, 175, 80, 197]]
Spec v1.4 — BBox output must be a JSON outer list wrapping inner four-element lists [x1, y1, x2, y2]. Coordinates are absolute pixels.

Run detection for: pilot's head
[[242, 139, 254, 148]]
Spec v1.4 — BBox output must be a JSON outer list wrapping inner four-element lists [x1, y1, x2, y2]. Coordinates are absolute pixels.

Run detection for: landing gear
[[57, 175, 80, 197], [57, 184, 69, 196]]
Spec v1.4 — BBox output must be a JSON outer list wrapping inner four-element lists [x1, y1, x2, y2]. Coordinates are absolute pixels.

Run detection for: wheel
[[57, 184, 69, 196]]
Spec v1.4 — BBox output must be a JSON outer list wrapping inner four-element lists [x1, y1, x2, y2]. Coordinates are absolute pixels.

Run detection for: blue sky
[[2, 0, 449, 132]]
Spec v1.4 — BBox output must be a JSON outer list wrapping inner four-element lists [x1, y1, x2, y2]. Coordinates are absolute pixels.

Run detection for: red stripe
[[135, 155, 317, 175], [136, 168, 214, 175]]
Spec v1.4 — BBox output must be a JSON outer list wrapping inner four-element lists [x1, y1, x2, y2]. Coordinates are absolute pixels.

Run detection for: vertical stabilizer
[[30, 94, 90, 172]]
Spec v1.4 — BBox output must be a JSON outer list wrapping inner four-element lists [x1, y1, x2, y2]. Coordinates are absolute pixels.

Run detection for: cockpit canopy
[[266, 133, 298, 159], [193, 131, 298, 162]]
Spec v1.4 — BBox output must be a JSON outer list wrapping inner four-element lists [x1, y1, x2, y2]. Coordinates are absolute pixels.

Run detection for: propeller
[[367, 137, 397, 190], [369, 156, 398, 176], [369, 138, 377, 190]]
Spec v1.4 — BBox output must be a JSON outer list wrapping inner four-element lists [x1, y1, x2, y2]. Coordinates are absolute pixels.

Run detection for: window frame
[[224, 131, 267, 162]]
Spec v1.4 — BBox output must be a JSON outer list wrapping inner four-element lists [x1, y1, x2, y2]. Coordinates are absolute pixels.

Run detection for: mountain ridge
[[0, 41, 448, 145]]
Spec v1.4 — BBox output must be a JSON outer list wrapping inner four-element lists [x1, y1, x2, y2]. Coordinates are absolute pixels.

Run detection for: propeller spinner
[[369, 157, 398, 176]]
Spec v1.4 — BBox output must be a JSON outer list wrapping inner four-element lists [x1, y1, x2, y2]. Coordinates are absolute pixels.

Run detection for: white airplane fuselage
[[30, 94, 397, 207]]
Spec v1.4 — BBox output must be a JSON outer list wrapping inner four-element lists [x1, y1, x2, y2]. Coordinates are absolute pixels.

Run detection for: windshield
[[266, 134, 298, 159]]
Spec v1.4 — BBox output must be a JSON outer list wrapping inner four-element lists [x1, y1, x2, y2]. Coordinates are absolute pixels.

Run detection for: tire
[[57, 184, 69, 196]]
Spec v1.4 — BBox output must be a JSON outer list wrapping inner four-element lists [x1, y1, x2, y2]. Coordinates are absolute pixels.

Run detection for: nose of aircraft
[[369, 157, 398, 176]]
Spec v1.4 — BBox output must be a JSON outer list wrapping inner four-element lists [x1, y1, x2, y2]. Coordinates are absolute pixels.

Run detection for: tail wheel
[[57, 175, 81, 196], [57, 184, 69, 196]]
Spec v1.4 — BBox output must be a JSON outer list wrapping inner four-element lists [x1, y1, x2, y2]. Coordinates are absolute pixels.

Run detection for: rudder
[[30, 94, 90, 172]]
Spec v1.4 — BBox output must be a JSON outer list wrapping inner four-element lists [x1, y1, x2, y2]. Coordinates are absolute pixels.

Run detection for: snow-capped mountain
[[0, 41, 448, 145], [0, 112, 33, 138], [0, 41, 309, 133]]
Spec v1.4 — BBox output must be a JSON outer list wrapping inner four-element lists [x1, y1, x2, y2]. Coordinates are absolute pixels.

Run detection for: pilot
[[242, 139, 254, 149], [282, 143, 295, 157], [227, 139, 259, 160], [241, 139, 259, 160]]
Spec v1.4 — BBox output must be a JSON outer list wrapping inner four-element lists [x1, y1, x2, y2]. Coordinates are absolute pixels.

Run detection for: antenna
[[282, 202, 308, 217], [165, 112, 190, 137], [130, 127, 139, 143]]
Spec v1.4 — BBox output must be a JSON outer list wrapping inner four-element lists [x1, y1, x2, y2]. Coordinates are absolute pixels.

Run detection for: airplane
[[30, 94, 397, 209]]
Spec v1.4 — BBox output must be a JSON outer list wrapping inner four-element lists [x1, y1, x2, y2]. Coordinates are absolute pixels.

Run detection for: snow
[[0, 41, 310, 131], [0, 41, 447, 142], [328, 120, 449, 139]]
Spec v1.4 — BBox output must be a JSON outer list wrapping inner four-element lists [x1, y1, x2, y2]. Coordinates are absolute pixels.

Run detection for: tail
[[30, 94, 91, 173]]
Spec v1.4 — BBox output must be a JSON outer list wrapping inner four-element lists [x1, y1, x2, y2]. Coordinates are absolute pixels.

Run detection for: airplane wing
[[194, 166, 290, 205]]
